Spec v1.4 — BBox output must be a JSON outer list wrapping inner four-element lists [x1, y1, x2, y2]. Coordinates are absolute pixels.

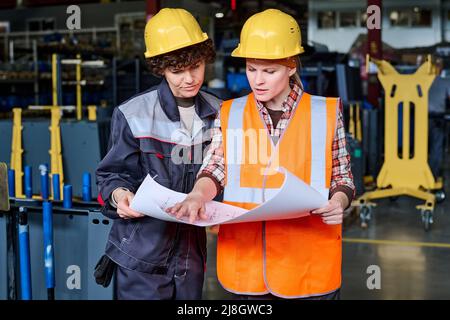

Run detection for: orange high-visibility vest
[[217, 92, 341, 298]]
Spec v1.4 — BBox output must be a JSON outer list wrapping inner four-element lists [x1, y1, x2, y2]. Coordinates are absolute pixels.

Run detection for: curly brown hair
[[146, 39, 216, 76]]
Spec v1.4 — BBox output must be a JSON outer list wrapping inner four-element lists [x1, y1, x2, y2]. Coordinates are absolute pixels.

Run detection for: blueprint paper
[[130, 175, 246, 226], [130, 168, 328, 226]]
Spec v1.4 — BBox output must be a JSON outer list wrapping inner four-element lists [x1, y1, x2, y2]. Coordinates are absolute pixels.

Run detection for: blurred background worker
[[168, 9, 355, 300], [96, 8, 220, 300], [428, 58, 450, 179]]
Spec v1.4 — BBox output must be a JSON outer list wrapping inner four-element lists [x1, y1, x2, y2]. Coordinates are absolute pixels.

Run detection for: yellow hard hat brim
[[144, 33, 209, 58], [231, 46, 305, 59]]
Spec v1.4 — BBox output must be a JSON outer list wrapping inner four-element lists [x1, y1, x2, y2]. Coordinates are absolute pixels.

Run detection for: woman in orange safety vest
[[168, 9, 355, 300]]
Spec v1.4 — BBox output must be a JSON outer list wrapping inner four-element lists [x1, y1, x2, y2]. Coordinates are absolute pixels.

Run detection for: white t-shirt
[[178, 105, 196, 136]]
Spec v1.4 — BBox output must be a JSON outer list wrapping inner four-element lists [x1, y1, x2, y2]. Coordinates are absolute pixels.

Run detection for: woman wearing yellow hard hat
[[96, 8, 221, 299], [168, 9, 355, 300]]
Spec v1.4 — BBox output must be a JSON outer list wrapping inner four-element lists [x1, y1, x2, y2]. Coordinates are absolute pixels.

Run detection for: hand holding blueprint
[[130, 168, 328, 226]]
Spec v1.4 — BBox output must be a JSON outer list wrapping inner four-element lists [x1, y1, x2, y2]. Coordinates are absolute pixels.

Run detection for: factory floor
[[202, 165, 450, 300]]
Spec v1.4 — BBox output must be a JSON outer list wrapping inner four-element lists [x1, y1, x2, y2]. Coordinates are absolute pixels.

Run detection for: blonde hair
[[290, 56, 304, 90]]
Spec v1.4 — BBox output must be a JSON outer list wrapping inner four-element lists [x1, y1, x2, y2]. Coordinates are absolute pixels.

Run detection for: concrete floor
[[202, 171, 450, 300]]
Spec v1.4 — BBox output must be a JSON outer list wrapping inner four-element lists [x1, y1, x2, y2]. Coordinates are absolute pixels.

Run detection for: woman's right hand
[[166, 192, 209, 223], [113, 189, 145, 219]]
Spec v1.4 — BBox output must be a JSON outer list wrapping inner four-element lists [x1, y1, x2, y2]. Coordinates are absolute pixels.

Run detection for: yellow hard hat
[[144, 8, 209, 58], [232, 9, 304, 59]]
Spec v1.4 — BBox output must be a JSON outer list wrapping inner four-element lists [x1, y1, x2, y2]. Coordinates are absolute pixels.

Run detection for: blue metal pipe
[[7, 169, 15, 197], [39, 164, 49, 200], [18, 207, 32, 300], [43, 201, 55, 300], [24, 166, 32, 198], [52, 174, 60, 201], [63, 185, 72, 208], [82, 172, 91, 202]]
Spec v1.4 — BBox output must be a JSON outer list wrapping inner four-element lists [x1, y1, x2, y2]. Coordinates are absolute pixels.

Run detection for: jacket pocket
[[139, 138, 173, 184], [119, 217, 178, 267], [119, 219, 141, 248]]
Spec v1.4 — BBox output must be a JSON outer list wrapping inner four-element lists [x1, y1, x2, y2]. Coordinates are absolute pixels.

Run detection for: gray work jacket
[[96, 78, 221, 273]]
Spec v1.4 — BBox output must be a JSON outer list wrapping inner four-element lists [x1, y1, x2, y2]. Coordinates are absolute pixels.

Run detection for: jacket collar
[[157, 78, 217, 122]]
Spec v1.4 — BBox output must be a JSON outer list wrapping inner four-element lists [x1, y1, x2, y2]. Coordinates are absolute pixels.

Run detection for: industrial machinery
[[353, 55, 445, 231]]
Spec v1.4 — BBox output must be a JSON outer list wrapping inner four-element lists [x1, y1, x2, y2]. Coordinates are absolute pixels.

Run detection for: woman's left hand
[[311, 192, 347, 225]]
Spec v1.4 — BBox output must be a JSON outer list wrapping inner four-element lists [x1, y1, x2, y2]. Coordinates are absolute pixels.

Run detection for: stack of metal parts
[[0, 161, 113, 300]]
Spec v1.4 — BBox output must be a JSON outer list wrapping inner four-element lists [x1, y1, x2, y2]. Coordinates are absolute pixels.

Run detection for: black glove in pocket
[[94, 255, 116, 288]]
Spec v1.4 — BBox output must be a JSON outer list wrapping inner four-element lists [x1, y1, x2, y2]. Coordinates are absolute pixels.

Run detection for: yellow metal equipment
[[56, 53, 100, 121], [10, 108, 24, 197], [348, 102, 362, 142], [87, 105, 97, 121], [49, 107, 64, 196], [52, 54, 58, 107], [10, 53, 100, 199], [10, 106, 64, 199], [76, 54, 82, 120], [354, 55, 442, 231]]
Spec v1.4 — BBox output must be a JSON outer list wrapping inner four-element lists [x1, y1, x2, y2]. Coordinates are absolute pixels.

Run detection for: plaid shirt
[[198, 84, 355, 204]]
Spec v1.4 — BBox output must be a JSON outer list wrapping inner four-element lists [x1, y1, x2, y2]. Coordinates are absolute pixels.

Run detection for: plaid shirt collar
[[255, 81, 302, 115]]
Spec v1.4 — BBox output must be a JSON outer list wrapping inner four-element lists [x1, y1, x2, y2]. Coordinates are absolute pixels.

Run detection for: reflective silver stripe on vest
[[310, 96, 329, 199], [223, 96, 279, 204]]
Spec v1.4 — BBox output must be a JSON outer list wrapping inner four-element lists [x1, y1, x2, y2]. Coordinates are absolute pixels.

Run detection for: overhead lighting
[[215, 12, 224, 18], [390, 11, 398, 21], [414, 7, 419, 12]]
